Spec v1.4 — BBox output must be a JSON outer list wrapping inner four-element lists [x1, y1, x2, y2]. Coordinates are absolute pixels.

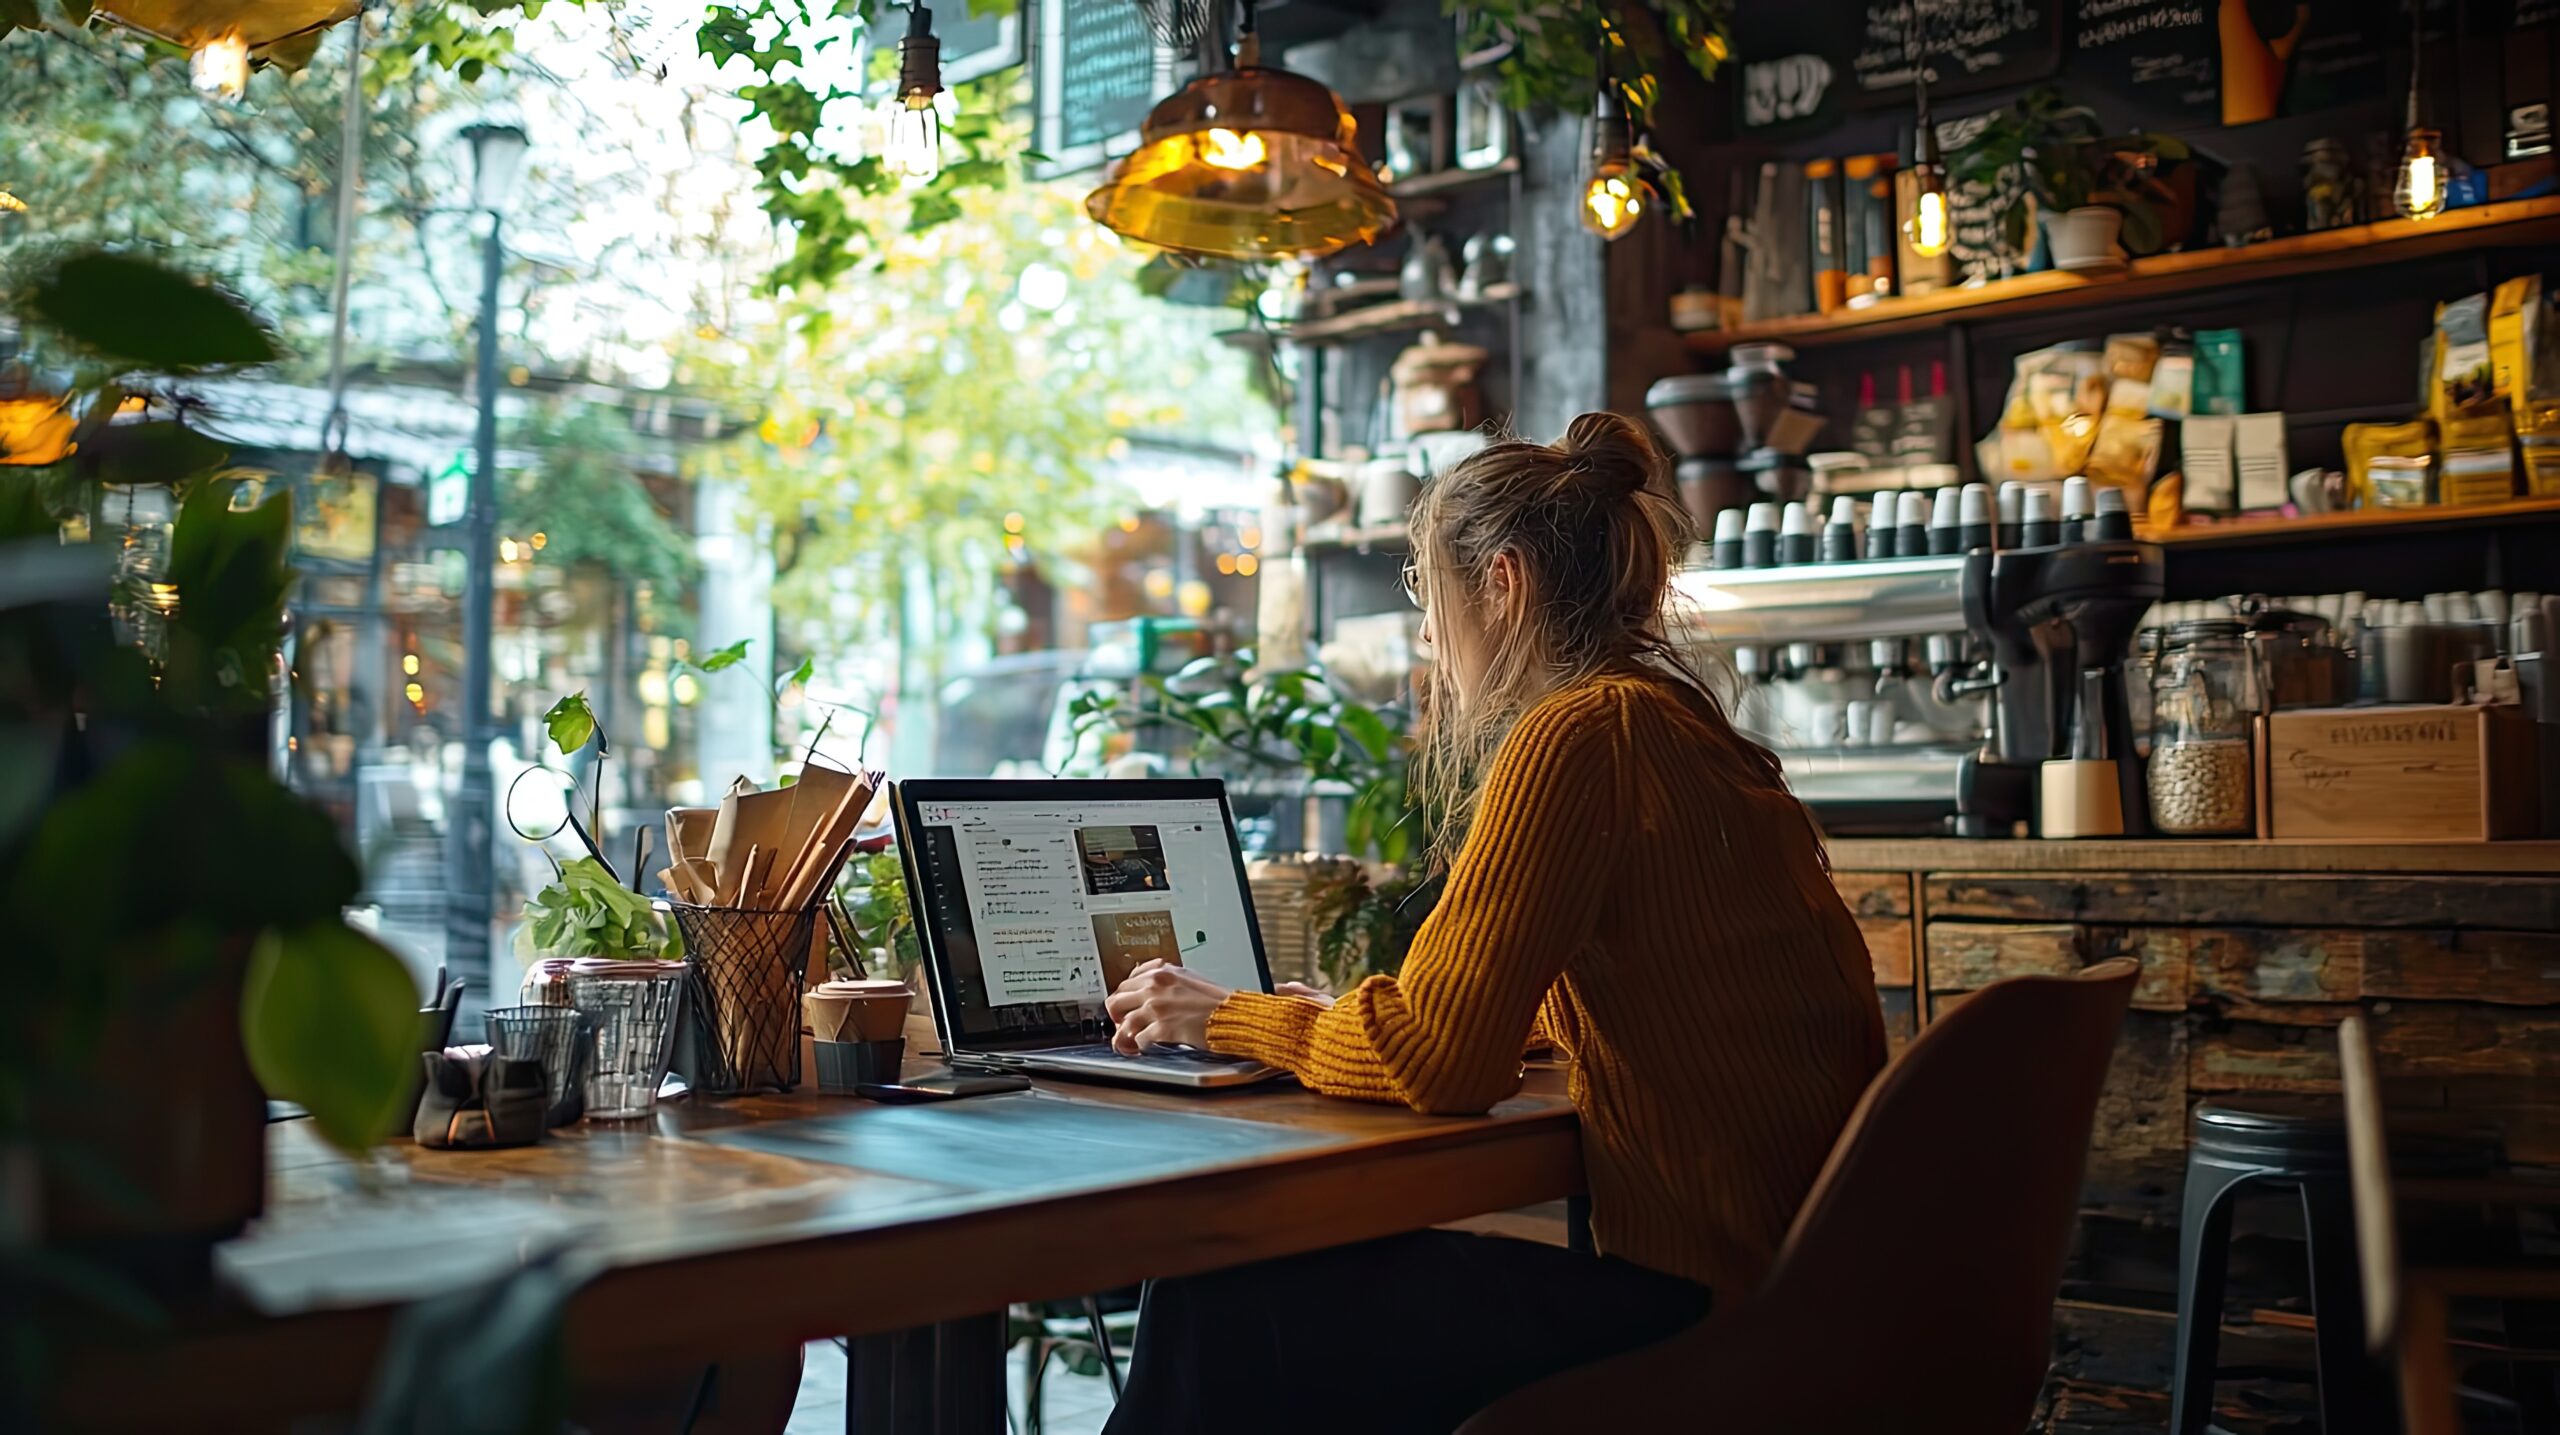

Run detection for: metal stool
[[2171, 1099, 2502, 1435]]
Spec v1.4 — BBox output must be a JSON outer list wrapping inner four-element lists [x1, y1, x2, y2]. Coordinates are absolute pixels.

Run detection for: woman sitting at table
[[1102, 412, 1887, 1434]]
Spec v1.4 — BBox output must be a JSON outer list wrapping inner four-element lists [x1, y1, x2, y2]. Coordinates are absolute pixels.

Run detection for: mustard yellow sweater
[[1208, 671, 1886, 1294]]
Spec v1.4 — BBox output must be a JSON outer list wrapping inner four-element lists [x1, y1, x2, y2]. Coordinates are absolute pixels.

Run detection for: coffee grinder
[[1955, 539, 2166, 836]]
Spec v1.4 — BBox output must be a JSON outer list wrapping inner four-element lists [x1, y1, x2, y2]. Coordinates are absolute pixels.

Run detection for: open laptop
[[889, 778, 1283, 1089]]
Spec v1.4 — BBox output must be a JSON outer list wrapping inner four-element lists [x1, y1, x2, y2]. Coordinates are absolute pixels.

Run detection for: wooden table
[[59, 1069, 1581, 1432]]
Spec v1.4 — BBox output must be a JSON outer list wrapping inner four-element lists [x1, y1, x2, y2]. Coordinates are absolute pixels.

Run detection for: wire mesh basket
[[567, 966, 688, 1120], [484, 1005, 589, 1126], [668, 904, 814, 1095]]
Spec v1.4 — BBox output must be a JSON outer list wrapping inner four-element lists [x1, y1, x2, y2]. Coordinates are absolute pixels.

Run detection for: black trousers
[[1101, 1230, 1712, 1435]]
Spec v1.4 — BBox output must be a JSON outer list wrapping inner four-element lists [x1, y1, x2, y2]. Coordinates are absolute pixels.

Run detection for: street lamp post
[[445, 122, 528, 999]]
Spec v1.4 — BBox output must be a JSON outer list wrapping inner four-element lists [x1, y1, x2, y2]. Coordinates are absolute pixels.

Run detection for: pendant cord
[[2405, 0, 2423, 129]]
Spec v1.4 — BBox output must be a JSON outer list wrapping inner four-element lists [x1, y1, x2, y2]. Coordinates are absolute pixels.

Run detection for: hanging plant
[[1458, 0, 1732, 128], [1458, 1, 1725, 231]]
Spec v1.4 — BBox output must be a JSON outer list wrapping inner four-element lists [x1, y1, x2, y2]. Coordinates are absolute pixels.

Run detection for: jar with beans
[[2148, 620, 2257, 835]]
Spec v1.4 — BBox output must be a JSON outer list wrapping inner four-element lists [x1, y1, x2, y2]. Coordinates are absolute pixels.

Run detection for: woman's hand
[[1106, 960, 1233, 1054], [1275, 982, 1334, 1007]]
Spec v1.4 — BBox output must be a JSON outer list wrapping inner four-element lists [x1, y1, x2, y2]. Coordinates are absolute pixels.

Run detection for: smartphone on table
[[855, 1072, 1032, 1103]]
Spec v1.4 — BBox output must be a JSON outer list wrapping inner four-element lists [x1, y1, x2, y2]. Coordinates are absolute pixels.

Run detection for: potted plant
[[1065, 652, 1435, 988], [1949, 87, 2192, 271], [514, 694, 683, 982], [3, 252, 423, 1304]]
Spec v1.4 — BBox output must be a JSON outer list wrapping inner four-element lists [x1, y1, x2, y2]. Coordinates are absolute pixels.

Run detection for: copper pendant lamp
[[1084, 29, 1397, 261], [93, 0, 361, 91]]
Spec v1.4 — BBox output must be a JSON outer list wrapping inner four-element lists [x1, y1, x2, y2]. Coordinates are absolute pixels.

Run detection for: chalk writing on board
[[2071, 0, 2214, 118], [1057, 0, 1155, 153], [1852, 0, 2055, 95]]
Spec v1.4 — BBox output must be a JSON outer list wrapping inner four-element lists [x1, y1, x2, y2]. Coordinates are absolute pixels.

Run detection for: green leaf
[[27, 253, 281, 373], [696, 638, 752, 672], [242, 923, 423, 1154], [72, 420, 229, 487], [1338, 705, 1395, 761], [521, 857, 677, 959], [160, 478, 293, 714], [781, 654, 815, 692], [543, 690, 598, 754]]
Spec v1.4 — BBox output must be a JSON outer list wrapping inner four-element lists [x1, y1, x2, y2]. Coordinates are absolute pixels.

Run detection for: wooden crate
[[2260, 703, 2539, 841]]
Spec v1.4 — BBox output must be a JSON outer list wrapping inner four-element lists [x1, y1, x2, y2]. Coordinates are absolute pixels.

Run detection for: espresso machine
[[1669, 555, 1995, 834], [1956, 541, 2167, 836]]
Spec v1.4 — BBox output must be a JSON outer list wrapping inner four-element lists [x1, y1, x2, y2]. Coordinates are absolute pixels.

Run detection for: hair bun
[[1558, 411, 1661, 499]]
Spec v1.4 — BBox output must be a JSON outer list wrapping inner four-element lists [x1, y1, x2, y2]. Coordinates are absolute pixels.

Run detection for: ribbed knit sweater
[[1207, 670, 1886, 1294]]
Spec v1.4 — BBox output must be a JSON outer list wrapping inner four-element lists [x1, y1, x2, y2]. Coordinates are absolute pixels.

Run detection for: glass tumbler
[[568, 967, 687, 1120]]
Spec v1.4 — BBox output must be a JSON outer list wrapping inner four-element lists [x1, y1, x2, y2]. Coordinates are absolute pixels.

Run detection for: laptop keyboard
[[1041, 1042, 1253, 1066]]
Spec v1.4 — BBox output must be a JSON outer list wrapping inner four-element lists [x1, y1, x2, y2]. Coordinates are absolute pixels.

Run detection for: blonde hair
[[1409, 411, 1785, 864]]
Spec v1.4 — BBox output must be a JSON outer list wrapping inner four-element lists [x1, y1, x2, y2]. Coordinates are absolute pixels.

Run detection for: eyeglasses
[[1400, 561, 1424, 611]]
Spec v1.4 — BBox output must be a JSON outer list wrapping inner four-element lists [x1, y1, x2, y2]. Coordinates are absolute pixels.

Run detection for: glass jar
[[2148, 620, 2257, 835]]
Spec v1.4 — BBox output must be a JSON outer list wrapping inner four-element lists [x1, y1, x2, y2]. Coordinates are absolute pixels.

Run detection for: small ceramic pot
[[2044, 207, 2126, 271]]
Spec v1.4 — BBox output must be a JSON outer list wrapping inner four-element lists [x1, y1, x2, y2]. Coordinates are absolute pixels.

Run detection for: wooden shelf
[[1266, 282, 1522, 347], [1385, 158, 1519, 200], [2143, 495, 2560, 548], [1685, 197, 2560, 354]]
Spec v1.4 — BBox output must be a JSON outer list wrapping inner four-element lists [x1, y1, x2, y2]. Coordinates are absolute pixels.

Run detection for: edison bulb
[[1580, 165, 1645, 241], [1905, 170, 1952, 257], [191, 31, 249, 102], [879, 89, 956, 186], [2394, 128, 2447, 221], [1198, 128, 1268, 171]]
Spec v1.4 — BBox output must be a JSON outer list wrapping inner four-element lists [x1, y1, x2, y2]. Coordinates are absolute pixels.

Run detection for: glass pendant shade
[[1085, 47, 1398, 262], [95, 1, 359, 70]]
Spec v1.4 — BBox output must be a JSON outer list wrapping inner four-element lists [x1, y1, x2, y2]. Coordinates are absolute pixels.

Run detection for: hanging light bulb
[[2394, 128, 2447, 220], [2392, 7, 2445, 221], [878, 4, 948, 186], [191, 30, 250, 100], [1580, 89, 1647, 242], [1905, 163, 1953, 257], [1898, 6, 1952, 259]]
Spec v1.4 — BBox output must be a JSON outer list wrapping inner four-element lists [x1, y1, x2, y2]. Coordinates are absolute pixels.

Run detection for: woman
[[1102, 413, 1887, 1433]]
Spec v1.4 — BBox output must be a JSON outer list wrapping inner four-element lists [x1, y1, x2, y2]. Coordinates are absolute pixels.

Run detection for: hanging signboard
[[426, 452, 469, 528], [1034, 0, 1172, 176]]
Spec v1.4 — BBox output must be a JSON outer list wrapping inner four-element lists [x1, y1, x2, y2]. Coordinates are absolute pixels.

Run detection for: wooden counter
[[1819, 838, 2560, 1432], [1831, 838, 2560, 875]]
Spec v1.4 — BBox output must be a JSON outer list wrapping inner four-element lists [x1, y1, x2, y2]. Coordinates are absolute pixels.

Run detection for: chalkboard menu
[[1052, 0, 1159, 155], [1739, 0, 2063, 132], [2071, 0, 2218, 121]]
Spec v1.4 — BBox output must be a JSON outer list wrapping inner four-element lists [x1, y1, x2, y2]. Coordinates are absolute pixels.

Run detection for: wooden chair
[[2340, 1014, 2560, 1435], [1460, 957, 2139, 1435]]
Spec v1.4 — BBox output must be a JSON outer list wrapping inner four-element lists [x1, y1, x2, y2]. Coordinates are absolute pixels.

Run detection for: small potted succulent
[[1950, 87, 2192, 271]]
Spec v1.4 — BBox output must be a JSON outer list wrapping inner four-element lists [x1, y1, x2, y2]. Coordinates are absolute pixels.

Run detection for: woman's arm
[[1206, 690, 1625, 1114]]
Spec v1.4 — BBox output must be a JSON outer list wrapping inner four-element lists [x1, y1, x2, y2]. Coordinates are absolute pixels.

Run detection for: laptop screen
[[897, 782, 1271, 1046]]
